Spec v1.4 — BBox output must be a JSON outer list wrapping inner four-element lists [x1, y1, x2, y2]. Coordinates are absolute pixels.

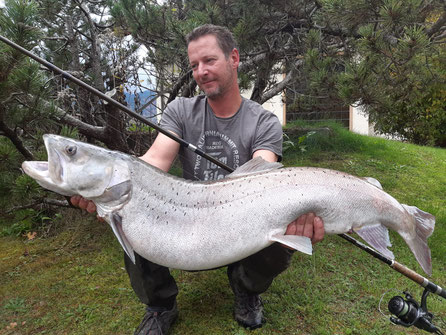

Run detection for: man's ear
[[230, 48, 240, 69]]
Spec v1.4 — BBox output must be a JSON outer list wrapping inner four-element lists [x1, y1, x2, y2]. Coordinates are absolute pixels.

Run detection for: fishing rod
[[341, 234, 445, 334], [2, 35, 444, 332], [0, 35, 229, 174]]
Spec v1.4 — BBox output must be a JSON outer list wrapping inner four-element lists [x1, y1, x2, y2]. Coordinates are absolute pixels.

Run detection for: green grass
[[1, 122, 445, 335]]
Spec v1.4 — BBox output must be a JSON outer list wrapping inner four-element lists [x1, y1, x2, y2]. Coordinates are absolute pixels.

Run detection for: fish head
[[22, 134, 131, 200]]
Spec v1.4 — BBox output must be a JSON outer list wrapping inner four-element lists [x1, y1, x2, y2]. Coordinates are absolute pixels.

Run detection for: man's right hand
[[70, 195, 97, 214]]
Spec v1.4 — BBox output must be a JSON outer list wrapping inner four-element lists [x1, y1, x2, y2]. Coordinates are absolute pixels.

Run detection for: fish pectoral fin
[[270, 234, 313, 255], [354, 224, 394, 260], [109, 213, 136, 263]]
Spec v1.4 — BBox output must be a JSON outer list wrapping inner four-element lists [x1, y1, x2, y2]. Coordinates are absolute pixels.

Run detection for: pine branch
[[0, 100, 35, 160], [6, 198, 71, 214], [167, 70, 193, 103], [259, 59, 304, 105], [20, 94, 107, 140], [426, 10, 446, 37]]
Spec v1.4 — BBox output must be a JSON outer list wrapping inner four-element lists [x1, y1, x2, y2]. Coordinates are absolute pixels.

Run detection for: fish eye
[[65, 145, 77, 156]]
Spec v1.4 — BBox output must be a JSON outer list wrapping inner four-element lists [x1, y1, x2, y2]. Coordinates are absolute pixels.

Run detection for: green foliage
[[0, 0, 41, 47], [4, 297, 28, 314], [127, 122, 151, 133], [0, 138, 20, 166], [12, 174, 42, 201], [1, 209, 35, 236], [59, 125, 80, 139], [331, 1, 446, 146], [283, 131, 317, 153]]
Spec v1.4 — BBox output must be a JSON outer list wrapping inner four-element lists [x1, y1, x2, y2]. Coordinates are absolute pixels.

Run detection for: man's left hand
[[285, 212, 325, 245]]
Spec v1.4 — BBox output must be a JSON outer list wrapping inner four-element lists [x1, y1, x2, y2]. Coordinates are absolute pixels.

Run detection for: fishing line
[[379, 289, 403, 318]]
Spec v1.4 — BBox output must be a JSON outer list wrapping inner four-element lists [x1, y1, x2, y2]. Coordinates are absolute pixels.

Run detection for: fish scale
[[21, 134, 435, 275]]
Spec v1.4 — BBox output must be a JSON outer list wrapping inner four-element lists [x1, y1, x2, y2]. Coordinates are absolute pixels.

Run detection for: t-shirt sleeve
[[160, 99, 183, 138], [253, 112, 283, 161]]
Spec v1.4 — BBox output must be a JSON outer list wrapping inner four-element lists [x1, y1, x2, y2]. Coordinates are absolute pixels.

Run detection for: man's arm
[[139, 132, 181, 170], [253, 149, 325, 245], [252, 149, 278, 162]]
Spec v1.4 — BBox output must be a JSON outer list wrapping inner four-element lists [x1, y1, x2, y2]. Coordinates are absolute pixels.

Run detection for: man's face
[[188, 34, 238, 99]]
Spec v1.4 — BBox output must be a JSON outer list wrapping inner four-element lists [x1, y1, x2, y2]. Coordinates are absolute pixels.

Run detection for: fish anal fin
[[354, 224, 394, 260], [270, 234, 313, 255], [109, 213, 136, 263]]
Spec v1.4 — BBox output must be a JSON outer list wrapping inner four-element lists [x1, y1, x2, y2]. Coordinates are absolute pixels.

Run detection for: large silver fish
[[22, 135, 435, 275]]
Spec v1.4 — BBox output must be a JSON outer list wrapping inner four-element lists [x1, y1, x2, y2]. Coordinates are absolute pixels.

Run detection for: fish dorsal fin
[[227, 157, 283, 178], [362, 177, 383, 189]]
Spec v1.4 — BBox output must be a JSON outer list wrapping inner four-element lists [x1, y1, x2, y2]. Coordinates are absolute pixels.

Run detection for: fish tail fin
[[401, 204, 435, 276]]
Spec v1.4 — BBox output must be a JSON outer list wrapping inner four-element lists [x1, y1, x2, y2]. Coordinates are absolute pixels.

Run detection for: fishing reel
[[388, 288, 444, 334]]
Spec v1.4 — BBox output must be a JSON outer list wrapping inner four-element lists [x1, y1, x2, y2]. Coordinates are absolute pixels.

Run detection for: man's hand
[[70, 195, 105, 222], [70, 195, 97, 214], [285, 213, 324, 245]]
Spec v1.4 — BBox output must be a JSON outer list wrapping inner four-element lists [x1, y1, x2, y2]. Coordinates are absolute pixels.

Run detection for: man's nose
[[197, 63, 208, 77]]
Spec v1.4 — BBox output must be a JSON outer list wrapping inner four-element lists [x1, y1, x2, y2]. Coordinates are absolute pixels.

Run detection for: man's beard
[[201, 64, 234, 99]]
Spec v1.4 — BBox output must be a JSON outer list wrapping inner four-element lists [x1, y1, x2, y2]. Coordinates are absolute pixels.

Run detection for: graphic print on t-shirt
[[194, 130, 240, 181]]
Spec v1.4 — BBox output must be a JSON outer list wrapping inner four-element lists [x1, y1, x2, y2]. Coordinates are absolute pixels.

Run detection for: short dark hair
[[186, 24, 237, 57]]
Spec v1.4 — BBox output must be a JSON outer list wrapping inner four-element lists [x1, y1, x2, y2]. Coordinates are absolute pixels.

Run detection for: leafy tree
[[331, 0, 446, 146], [0, 0, 57, 230], [0, 0, 161, 227], [111, 0, 446, 145]]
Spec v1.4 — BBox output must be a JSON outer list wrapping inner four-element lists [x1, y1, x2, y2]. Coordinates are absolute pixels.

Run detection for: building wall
[[349, 105, 375, 136]]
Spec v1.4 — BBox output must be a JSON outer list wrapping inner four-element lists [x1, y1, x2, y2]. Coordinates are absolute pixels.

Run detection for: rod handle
[[392, 261, 446, 299]]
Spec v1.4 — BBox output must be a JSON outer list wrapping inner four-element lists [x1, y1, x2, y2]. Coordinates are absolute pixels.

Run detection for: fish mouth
[[22, 161, 50, 181], [21, 134, 69, 195]]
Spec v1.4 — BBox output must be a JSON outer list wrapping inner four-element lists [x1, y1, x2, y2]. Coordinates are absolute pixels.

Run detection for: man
[[72, 24, 324, 334]]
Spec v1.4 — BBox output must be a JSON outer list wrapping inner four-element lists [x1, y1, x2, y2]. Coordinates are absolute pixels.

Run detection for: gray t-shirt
[[160, 95, 283, 181]]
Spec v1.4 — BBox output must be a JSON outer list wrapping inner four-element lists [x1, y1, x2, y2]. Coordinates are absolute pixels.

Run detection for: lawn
[[1, 123, 445, 335]]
